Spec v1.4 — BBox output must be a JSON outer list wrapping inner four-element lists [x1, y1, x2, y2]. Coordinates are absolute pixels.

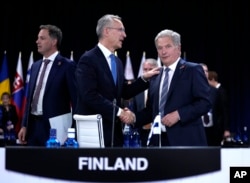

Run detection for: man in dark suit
[[133, 58, 159, 146], [18, 24, 77, 146], [135, 29, 211, 146], [75, 14, 160, 147], [200, 63, 219, 146], [208, 70, 231, 145]]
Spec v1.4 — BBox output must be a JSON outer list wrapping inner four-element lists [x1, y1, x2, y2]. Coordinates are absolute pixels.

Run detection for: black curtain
[[1, 0, 249, 135]]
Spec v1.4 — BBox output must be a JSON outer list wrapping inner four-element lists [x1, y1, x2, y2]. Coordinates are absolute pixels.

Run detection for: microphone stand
[[159, 131, 162, 148], [159, 112, 162, 148], [111, 99, 116, 148]]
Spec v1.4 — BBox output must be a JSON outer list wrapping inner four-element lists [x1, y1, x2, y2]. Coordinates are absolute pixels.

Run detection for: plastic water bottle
[[130, 128, 141, 148], [4, 121, 16, 145], [64, 128, 79, 148], [242, 126, 249, 145], [123, 125, 131, 148], [123, 126, 141, 148], [46, 128, 60, 148]]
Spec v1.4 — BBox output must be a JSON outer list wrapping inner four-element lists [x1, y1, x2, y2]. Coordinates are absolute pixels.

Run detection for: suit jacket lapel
[[30, 60, 43, 95], [96, 46, 117, 88], [167, 59, 186, 98], [151, 67, 164, 109], [44, 57, 61, 93]]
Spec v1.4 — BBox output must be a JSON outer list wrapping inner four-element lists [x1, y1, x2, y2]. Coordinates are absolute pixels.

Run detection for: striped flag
[[22, 51, 34, 114], [11, 52, 24, 133], [0, 51, 11, 102], [124, 51, 134, 81], [137, 51, 146, 78], [70, 51, 74, 61]]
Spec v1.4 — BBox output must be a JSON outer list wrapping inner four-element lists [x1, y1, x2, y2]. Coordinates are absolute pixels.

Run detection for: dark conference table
[[1, 145, 222, 182], [1, 145, 250, 182]]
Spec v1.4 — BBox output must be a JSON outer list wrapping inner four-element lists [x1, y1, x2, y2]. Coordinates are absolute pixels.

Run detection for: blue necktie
[[110, 54, 117, 84], [159, 68, 170, 117]]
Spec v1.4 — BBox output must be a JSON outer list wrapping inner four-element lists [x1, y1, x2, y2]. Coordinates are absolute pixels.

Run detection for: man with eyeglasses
[[75, 14, 160, 147]]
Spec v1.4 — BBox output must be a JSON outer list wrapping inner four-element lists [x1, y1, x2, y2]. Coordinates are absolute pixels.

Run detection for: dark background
[[0, 0, 249, 135]]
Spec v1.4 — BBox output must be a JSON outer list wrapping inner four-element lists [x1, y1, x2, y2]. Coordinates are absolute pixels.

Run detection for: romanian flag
[[12, 52, 24, 133], [0, 51, 11, 102]]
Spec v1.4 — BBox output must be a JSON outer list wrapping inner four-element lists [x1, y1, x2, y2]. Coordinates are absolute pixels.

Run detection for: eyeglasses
[[107, 27, 125, 32]]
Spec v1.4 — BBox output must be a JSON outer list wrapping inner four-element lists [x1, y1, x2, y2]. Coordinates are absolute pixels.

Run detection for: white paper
[[49, 112, 72, 145]]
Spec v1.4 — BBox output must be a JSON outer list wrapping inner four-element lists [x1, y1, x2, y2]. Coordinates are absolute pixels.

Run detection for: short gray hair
[[96, 14, 122, 39], [144, 58, 158, 67], [154, 29, 181, 47]]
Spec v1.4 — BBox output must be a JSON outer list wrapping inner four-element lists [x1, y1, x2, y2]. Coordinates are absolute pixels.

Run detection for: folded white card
[[49, 112, 72, 145]]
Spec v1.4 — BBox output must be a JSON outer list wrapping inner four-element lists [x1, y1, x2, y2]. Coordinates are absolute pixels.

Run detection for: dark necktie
[[31, 59, 50, 113], [110, 54, 117, 84], [159, 68, 170, 117]]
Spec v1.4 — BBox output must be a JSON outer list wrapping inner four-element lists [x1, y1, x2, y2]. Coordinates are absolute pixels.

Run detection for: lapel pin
[[180, 65, 185, 69]]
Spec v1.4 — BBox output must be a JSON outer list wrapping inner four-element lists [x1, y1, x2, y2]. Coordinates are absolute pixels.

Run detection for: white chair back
[[73, 114, 104, 148]]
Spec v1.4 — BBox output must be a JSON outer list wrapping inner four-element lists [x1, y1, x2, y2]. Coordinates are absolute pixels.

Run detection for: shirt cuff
[[117, 108, 122, 116]]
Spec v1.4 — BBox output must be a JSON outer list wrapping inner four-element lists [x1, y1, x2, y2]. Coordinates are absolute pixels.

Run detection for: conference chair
[[73, 114, 104, 148]]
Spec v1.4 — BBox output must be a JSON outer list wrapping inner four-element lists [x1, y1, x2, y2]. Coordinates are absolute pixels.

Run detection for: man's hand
[[142, 67, 161, 81], [119, 107, 135, 124], [18, 127, 27, 145], [161, 110, 180, 127]]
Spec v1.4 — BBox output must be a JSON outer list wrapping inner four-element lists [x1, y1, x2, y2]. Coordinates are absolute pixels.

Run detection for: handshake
[[119, 107, 135, 125]]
